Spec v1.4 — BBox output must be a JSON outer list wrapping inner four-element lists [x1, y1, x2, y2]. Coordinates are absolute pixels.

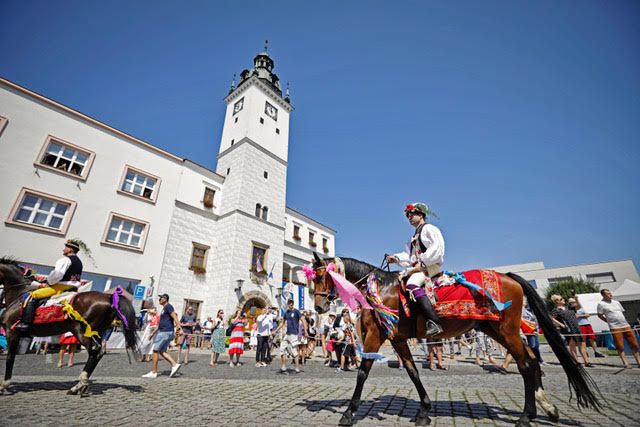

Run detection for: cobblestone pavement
[[1, 350, 639, 426]]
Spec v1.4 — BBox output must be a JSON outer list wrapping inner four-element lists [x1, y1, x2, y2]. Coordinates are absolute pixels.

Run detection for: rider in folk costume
[[17, 239, 83, 333], [386, 203, 444, 336]]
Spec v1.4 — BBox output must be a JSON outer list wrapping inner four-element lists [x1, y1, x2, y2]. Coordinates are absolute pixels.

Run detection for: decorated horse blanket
[[434, 269, 505, 321], [23, 292, 78, 325], [33, 305, 67, 324]]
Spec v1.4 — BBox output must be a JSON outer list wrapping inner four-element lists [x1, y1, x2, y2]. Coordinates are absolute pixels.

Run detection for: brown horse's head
[[312, 252, 335, 314]]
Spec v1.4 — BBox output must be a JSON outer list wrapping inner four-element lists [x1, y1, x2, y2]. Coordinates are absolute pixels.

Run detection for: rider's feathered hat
[[404, 202, 437, 219], [64, 239, 81, 252]]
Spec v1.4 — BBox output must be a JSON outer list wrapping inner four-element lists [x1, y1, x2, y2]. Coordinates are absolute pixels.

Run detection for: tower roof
[[235, 41, 284, 97]]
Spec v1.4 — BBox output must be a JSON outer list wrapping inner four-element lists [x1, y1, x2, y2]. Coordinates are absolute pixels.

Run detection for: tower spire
[[229, 74, 236, 94], [264, 39, 269, 52]]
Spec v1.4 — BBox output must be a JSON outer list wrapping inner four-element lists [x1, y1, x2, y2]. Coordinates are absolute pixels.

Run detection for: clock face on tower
[[264, 101, 278, 121], [233, 98, 244, 115]]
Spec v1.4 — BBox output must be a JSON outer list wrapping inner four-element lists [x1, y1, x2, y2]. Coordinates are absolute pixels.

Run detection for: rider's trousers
[[29, 283, 76, 299]]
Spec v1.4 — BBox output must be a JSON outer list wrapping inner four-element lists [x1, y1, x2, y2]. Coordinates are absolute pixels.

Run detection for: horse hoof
[[415, 415, 431, 426], [67, 389, 78, 395], [514, 418, 531, 427], [338, 413, 353, 426]]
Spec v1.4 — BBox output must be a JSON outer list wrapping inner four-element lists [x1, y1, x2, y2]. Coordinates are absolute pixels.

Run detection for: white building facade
[[0, 50, 336, 320]]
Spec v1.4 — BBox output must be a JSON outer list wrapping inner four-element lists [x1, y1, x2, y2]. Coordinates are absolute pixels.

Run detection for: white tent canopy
[[613, 279, 640, 302]]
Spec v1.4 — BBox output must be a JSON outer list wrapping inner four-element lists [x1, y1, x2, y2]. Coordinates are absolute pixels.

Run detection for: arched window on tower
[[262, 206, 269, 221], [255, 203, 262, 217]]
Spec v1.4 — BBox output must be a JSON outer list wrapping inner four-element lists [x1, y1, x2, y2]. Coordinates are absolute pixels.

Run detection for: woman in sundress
[[228, 311, 246, 367], [210, 309, 226, 367]]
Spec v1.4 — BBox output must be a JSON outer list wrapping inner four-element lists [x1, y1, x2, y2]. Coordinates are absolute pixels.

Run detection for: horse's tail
[[507, 272, 603, 411], [113, 296, 140, 355]]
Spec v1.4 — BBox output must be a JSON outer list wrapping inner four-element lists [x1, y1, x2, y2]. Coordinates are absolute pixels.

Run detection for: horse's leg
[[0, 331, 21, 394], [339, 324, 382, 426], [67, 334, 101, 396], [392, 340, 432, 426], [480, 323, 551, 426]]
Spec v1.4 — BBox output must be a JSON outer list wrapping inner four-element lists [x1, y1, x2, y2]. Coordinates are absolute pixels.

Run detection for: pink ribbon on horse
[[327, 270, 372, 311]]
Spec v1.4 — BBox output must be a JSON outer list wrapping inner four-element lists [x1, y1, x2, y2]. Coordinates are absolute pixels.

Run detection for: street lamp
[[234, 279, 244, 294]]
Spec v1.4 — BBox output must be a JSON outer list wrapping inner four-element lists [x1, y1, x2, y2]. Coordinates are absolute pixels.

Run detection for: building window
[[259, 117, 264, 124], [0, 116, 7, 137], [118, 166, 160, 203], [250, 244, 267, 276], [255, 203, 262, 217], [586, 272, 616, 284], [231, 139, 235, 145], [203, 187, 215, 208], [7, 188, 76, 235], [190, 243, 209, 274], [547, 276, 572, 286], [226, 168, 230, 175], [103, 213, 148, 251], [264, 171, 268, 179], [36, 136, 95, 180], [276, 128, 280, 134], [308, 232, 317, 247], [293, 225, 301, 241], [234, 117, 238, 123], [322, 237, 329, 253], [261, 206, 268, 221]]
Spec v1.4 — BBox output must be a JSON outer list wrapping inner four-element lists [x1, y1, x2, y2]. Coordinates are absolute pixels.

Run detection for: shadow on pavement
[[3, 380, 143, 396], [298, 395, 583, 426]]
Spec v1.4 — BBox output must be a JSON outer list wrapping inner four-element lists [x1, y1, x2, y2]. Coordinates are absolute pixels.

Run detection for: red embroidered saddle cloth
[[33, 305, 66, 324], [434, 269, 504, 321]]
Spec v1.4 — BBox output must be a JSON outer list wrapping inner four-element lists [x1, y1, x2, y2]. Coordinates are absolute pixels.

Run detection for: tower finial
[[264, 39, 269, 52], [285, 82, 291, 103], [229, 73, 236, 94]]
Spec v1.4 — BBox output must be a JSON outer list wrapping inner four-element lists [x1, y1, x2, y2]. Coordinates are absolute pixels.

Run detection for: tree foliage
[[544, 278, 599, 308]]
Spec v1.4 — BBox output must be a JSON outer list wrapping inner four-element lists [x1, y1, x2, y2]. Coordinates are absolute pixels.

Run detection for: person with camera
[[255, 307, 275, 367], [567, 294, 605, 358], [550, 294, 592, 367], [335, 308, 356, 373]]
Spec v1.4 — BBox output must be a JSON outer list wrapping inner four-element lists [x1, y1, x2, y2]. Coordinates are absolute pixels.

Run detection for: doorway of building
[[183, 299, 202, 318], [242, 297, 267, 329]]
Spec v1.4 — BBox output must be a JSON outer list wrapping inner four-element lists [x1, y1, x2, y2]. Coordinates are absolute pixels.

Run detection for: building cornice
[[284, 240, 327, 256], [175, 200, 220, 221], [218, 208, 286, 231], [285, 207, 336, 234], [217, 136, 288, 167], [224, 75, 294, 113]]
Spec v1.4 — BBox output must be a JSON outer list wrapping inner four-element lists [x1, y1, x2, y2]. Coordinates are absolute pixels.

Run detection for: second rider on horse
[[16, 239, 83, 333], [386, 202, 444, 336]]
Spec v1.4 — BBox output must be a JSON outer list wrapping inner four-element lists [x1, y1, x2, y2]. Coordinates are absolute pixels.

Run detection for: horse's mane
[[340, 257, 399, 287], [0, 257, 23, 269]]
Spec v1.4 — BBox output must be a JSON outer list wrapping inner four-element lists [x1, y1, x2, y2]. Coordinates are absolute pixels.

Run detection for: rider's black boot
[[416, 296, 443, 337], [15, 298, 36, 334]]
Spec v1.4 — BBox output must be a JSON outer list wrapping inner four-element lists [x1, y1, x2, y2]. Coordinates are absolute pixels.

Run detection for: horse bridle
[[313, 254, 393, 301]]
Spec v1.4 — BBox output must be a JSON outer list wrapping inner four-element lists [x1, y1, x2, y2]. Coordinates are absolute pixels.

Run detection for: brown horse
[[0, 258, 139, 395], [311, 254, 602, 427]]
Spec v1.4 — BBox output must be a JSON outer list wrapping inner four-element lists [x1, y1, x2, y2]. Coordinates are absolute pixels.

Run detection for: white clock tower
[[213, 46, 294, 311]]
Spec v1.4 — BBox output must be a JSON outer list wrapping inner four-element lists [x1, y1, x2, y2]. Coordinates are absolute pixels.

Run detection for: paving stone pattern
[[1, 352, 639, 426]]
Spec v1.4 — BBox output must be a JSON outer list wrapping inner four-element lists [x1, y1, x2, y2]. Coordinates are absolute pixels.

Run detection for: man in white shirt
[[18, 240, 83, 333], [386, 202, 444, 336], [597, 289, 640, 368], [255, 307, 275, 367]]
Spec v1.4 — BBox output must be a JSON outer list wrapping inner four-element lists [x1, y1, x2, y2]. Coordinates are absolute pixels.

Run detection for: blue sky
[[1, 1, 639, 271]]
